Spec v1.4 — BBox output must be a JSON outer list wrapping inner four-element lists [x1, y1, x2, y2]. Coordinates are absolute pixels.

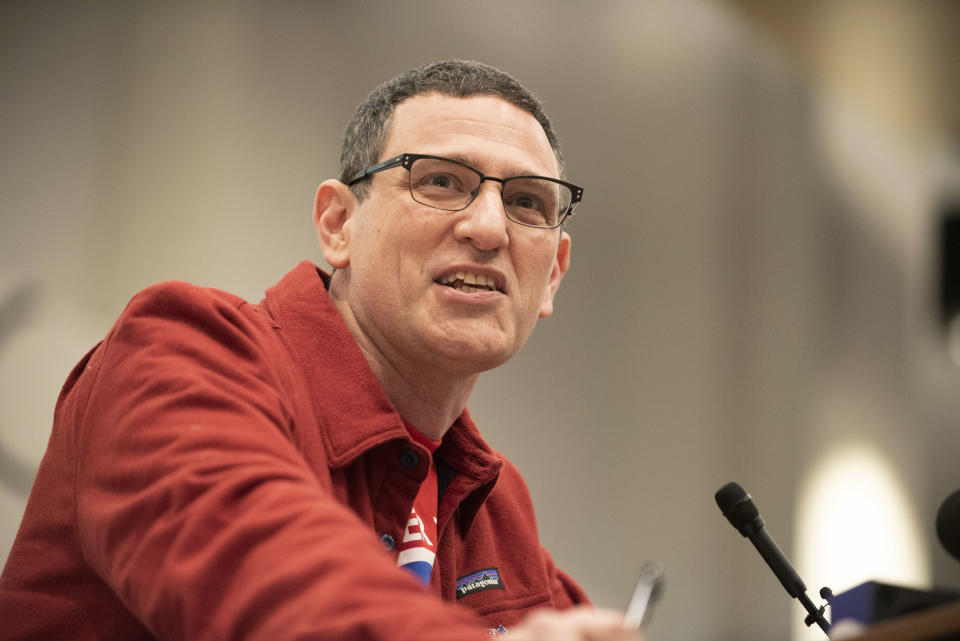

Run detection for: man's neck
[[328, 280, 478, 441], [363, 352, 477, 441]]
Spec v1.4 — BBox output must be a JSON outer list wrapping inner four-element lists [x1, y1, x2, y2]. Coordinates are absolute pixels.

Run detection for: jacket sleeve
[[71, 283, 489, 641]]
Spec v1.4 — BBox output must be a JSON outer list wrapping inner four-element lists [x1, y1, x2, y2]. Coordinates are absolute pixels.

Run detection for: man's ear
[[538, 231, 571, 318], [313, 179, 356, 269]]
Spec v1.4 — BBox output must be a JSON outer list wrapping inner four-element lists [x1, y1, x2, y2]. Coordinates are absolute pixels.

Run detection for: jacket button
[[379, 533, 395, 551], [399, 448, 419, 469]]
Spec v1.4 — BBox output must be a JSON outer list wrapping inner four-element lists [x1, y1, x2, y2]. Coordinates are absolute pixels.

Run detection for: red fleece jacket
[[0, 261, 586, 641]]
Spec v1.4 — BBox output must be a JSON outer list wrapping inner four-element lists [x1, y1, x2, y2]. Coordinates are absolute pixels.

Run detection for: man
[[0, 61, 638, 641]]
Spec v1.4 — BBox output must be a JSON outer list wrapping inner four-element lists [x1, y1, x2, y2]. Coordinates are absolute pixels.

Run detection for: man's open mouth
[[436, 271, 500, 294]]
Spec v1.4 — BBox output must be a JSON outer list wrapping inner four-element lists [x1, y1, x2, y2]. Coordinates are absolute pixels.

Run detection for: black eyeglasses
[[347, 153, 583, 229]]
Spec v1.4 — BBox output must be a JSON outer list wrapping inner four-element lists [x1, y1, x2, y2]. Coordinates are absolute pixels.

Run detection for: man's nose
[[452, 181, 509, 251]]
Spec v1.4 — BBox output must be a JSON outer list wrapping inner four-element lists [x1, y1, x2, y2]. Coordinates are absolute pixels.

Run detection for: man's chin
[[427, 336, 516, 375]]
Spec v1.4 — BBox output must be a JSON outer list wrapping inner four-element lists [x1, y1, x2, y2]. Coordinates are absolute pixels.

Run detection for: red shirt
[[0, 261, 587, 641]]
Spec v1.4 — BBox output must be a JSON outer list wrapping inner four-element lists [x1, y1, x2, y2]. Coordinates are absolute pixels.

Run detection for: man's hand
[[507, 606, 643, 641]]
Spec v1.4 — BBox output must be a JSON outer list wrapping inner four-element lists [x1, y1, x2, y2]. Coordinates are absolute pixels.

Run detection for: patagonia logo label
[[456, 567, 504, 599]]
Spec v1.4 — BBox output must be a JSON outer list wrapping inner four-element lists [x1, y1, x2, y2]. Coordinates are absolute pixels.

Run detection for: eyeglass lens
[[408, 157, 571, 228]]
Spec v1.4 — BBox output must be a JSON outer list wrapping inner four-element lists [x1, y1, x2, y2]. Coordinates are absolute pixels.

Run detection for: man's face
[[330, 93, 571, 376]]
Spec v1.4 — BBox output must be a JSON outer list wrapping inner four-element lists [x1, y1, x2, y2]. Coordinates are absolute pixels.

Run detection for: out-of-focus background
[[2, 1, 959, 639]]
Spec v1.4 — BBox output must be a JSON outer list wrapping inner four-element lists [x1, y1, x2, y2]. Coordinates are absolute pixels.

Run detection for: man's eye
[[512, 195, 538, 210], [422, 173, 459, 190], [506, 193, 544, 212]]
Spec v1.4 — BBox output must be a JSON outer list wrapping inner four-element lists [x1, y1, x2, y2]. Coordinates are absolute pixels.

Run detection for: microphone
[[715, 481, 831, 635], [936, 489, 960, 562]]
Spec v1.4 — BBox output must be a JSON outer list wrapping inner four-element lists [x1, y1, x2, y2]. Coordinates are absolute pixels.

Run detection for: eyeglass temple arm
[[347, 155, 406, 185]]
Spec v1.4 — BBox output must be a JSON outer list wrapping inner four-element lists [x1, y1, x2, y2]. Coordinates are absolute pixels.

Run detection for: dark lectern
[[842, 602, 960, 641]]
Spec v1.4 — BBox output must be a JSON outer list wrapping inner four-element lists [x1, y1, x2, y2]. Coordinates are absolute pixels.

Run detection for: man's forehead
[[384, 93, 559, 177]]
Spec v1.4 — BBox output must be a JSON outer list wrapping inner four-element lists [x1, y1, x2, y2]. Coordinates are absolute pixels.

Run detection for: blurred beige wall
[[1, 2, 958, 639]]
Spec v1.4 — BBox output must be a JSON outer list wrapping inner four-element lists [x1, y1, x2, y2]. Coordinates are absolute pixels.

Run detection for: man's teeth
[[438, 271, 498, 292]]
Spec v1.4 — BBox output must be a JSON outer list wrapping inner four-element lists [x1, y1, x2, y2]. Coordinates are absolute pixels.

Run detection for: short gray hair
[[339, 60, 565, 199]]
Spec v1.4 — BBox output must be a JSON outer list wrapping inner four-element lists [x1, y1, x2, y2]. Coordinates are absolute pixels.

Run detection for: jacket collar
[[437, 409, 503, 533]]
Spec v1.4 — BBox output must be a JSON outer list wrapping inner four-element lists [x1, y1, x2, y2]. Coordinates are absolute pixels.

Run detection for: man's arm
[[71, 282, 488, 641]]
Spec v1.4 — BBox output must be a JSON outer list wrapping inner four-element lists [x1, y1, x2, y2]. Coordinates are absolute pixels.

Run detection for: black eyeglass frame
[[347, 153, 583, 229]]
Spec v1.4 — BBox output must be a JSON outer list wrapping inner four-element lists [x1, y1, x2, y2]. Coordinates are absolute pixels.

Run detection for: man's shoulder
[[485, 450, 536, 507], [123, 279, 251, 317], [114, 261, 326, 331], [91, 277, 286, 370]]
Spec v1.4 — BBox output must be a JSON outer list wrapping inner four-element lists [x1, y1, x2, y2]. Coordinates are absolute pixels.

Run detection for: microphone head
[[936, 489, 960, 562], [715, 481, 764, 537]]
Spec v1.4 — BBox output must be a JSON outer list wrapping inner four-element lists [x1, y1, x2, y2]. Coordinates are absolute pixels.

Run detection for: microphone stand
[[798, 587, 833, 635]]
